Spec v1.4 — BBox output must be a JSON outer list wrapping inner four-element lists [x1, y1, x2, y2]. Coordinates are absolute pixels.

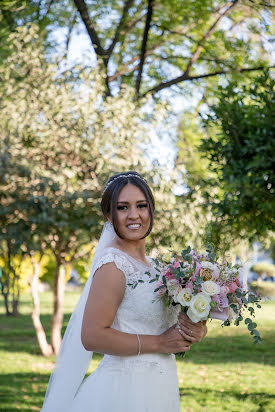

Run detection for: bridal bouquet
[[143, 246, 262, 344]]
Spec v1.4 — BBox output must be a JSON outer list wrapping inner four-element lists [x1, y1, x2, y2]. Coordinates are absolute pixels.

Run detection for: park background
[[0, 1, 274, 411]]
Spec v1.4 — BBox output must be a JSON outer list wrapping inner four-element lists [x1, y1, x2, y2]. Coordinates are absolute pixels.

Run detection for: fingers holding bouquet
[[177, 312, 207, 343], [159, 324, 192, 354]]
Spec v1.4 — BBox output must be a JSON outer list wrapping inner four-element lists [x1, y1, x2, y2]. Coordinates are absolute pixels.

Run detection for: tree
[[1, 24, 211, 354], [0, 24, 164, 354], [200, 71, 275, 241], [2, 0, 274, 98]]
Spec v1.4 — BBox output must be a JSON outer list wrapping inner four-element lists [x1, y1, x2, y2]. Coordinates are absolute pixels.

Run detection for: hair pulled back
[[101, 171, 155, 239]]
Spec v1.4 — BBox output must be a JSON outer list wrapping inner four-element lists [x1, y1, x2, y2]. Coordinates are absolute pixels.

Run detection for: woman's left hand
[[176, 312, 208, 344]]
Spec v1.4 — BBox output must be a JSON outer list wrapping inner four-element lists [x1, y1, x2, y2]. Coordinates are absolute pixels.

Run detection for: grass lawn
[[0, 292, 274, 412]]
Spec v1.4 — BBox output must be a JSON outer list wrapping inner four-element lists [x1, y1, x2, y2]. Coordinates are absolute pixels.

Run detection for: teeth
[[128, 224, 140, 228]]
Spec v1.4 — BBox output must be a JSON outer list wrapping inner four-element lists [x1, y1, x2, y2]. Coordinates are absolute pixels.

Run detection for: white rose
[[187, 293, 211, 322], [201, 280, 221, 296], [201, 261, 219, 272], [187, 307, 202, 323], [176, 288, 193, 307]]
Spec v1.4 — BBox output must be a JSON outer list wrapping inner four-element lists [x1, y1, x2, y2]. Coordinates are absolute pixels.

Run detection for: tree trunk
[[11, 268, 20, 316], [51, 261, 65, 355], [30, 259, 53, 357], [0, 276, 12, 316], [6, 243, 20, 316]]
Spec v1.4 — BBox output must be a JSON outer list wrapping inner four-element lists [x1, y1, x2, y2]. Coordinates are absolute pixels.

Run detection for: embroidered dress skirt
[[69, 353, 180, 412]]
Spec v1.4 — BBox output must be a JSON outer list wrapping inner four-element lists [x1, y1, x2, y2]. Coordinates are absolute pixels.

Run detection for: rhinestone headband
[[103, 174, 147, 193]]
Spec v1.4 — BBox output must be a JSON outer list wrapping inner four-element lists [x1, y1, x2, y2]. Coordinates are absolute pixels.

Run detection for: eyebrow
[[117, 200, 148, 204]]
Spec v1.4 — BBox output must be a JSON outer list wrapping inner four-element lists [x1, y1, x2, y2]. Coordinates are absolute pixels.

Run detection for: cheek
[[143, 209, 150, 222], [116, 211, 126, 223]]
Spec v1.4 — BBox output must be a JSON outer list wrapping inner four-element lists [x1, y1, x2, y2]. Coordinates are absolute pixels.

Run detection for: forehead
[[117, 183, 146, 202]]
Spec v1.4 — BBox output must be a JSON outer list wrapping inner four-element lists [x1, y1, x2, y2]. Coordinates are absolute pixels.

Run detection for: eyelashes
[[117, 204, 148, 210]]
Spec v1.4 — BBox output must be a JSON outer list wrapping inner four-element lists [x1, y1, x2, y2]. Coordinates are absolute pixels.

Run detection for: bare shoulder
[[91, 261, 126, 300]]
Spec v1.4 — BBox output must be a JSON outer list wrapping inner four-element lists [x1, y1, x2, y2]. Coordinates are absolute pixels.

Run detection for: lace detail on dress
[[93, 252, 135, 283], [93, 248, 151, 286], [93, 246, 179, 341]]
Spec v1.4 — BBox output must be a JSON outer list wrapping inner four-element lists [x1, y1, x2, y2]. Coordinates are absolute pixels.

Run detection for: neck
[[111, 237, 146, 260]]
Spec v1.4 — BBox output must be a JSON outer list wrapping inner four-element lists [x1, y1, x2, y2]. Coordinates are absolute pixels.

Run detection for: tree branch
[[73, 0, 106, 59], [142, 65, 275, 96], [73, 0, 112, 95], [135, 0, 154, 97], [109, 42, 164, 82], [141, 0, 244, 96], [106, 0, 135, 56], [184, 0, 240, 77]]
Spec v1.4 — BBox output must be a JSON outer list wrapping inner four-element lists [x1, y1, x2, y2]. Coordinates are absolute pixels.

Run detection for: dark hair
[[101, 171, 155, 239]]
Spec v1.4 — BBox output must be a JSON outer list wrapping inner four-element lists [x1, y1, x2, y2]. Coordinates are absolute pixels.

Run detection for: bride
[[41, 171, 207, 412]]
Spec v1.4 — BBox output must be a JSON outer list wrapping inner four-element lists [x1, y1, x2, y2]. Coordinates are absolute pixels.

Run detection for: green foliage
[[177, 113, 212, 187], [0, 24, 210, 293], [1, 0, 274, 97], [226, 288, 262, 344], [200, 71, 275, 240], [0, 24, 165, 304]]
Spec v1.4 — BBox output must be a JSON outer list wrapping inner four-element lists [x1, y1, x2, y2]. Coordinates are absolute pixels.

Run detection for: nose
[[128, 206, 139, 219]]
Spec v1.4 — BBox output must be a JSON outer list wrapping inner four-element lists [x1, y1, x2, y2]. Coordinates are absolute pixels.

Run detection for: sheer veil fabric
[[41, 222, 116, 412]]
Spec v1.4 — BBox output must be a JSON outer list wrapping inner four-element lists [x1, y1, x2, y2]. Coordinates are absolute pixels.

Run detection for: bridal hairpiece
[[103, 174, 147, 193]]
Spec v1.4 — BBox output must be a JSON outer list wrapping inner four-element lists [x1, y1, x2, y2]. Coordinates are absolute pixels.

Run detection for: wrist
[[155, 334, 164, 353]]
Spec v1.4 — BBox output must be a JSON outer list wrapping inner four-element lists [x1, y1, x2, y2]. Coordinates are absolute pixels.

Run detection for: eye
[[138, 203, 148, 208], [117, 205, 127, 210]]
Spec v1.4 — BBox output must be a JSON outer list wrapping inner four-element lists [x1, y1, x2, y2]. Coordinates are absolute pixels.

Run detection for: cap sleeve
[[93, 251, 135, 279]]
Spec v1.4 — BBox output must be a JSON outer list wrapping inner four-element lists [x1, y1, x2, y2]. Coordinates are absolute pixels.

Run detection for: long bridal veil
[[41, 222, 115, 412]]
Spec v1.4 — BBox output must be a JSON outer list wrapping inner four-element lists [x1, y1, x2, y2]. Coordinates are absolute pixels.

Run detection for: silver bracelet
[[136, 333, 141, 355]]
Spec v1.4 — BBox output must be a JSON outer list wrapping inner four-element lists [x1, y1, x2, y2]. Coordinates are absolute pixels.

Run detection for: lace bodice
[[93, 247, 180, 336], [92, 247, 180, 373]]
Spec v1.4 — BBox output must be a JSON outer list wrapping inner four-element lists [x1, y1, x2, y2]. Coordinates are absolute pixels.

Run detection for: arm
[[81, 262, 191, 355]]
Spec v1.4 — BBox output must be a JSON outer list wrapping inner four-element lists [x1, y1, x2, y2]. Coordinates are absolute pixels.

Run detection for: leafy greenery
[[0, 23, 166, 352], [200, 71, 275, 242], [225, 288, 262, 344], [0, 292, 274, 411], [1, 0, 274, 98]]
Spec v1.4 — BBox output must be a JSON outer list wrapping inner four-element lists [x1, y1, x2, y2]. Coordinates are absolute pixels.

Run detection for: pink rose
[[164, 271, 174, 280], [212, 293, 229, 308], [227, 282, 238, 293], [210, 307, 229, 321], [173, 262, 180, 269], [220, 285, 229, 294]]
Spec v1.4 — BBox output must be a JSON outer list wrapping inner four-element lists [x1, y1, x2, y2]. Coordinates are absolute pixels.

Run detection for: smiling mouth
[[127, 224, 141, 229]]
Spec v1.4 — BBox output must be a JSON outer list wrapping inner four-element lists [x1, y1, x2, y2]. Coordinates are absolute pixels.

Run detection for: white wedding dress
[[68, 247, 181, 412]]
